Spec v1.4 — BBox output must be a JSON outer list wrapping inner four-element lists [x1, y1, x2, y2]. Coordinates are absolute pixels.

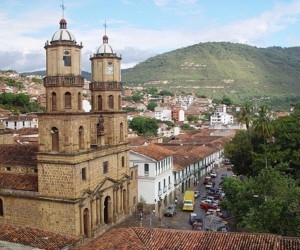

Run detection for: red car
[[200, 201, 219, 211]]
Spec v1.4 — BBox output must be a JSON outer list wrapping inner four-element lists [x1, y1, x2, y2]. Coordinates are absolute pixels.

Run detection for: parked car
[[205, 182, 213, 189], [194, 191, 201, 198], [221, 173, 228, 179], [200, 202, 219, 211], [163, 204, 177, 217], [206, 208, 225, 219], [192, 221, 204, 230], [226, 165, 232, 171], [210, 172, 217, 178], [189, 212, 203, 225], [204, 176, 212, 184]]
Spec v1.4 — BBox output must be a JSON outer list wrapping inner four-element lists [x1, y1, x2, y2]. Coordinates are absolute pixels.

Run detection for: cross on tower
[[60, 0, 66, 18], [104, 20, 107, 36]]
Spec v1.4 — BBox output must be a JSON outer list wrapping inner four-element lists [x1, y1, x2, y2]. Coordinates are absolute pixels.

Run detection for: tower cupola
[[51, 18, 76, 44]]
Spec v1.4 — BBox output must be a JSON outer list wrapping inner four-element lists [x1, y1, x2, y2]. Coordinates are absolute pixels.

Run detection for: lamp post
[[155, 197, 163, 223]]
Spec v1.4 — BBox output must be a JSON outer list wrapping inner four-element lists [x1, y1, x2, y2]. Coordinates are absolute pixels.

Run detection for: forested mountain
[[22, 42, 300, 109], [122, 42, 300, 108]]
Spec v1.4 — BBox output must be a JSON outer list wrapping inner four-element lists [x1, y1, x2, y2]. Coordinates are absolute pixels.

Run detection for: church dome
[[96, 35, 114, 54], [51, 19, 76, 44]]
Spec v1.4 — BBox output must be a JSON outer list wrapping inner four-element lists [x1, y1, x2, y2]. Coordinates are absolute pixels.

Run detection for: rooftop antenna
[[60, 0, 66, 18]]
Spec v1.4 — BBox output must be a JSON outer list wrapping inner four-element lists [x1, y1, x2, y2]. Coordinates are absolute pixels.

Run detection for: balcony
[[168, 183, 172, 189], [89, 81, 122, 91], [163, 186, 167, 193], [158, 189, 162, 196], [44, 76, 84, 87], [175, 179, 180, 185]]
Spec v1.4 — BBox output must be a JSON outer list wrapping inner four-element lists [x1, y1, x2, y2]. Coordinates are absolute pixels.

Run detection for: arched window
[[79, 126, 84, 150], [65, 92, 71, 109], [83, 208, 90, 237], [120, 123, 124, 142], [51, 127, 59, 151], [108, 95, 114, 109], [52, 92, 57, 111], [78, 92, 82, 110], [0, 198, 3, 216], [97, 95, 102, 110], [118, 95, 121, 110]]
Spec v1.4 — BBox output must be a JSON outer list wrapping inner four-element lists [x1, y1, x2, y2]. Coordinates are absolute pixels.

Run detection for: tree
[[180, 123, 194, 130], [221, 168, 300, 236], [15, 93, 30, 107], [187, 115, 198, 122], [159, 90, 173, 96], [132, 94, 142, 103], [253, 105, 274, 168], [129, 117, 158, 136], [147, 102, 158, 111], [224, 130, 254, 176], [221, 96, 233, 106], [236, 103, 253, 130]]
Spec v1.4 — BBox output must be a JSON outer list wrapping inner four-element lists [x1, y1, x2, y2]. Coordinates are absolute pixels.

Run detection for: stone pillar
[[99, 194, 103, 224], [127, 181, 130, 214]]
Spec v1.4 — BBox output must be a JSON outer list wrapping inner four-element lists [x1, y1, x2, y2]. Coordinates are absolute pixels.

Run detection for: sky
[[1, 0, 300, 73]]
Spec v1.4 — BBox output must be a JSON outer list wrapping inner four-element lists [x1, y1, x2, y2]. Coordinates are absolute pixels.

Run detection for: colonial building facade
[[0, 17, 133, 239]]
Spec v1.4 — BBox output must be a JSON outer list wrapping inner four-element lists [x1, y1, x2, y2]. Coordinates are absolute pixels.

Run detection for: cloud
[[1, 0, 300, 73]]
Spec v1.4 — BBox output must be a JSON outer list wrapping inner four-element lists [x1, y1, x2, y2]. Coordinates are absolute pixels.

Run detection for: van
[[182, 191, 195, 211]]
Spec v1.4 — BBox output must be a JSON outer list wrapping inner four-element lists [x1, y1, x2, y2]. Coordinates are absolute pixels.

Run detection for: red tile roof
[[80, 227, 300, 250], [0, 144, 38, 166], [0, 224, 80, 250], [0, 173, 38, 191], [131, 144, 174, 161]]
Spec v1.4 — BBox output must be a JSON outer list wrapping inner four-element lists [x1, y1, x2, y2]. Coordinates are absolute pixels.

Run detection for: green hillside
[[122, 42, 300, 108]]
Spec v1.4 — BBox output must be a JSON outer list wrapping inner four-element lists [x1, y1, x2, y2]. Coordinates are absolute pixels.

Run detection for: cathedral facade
[[0, 17, 134, 238]]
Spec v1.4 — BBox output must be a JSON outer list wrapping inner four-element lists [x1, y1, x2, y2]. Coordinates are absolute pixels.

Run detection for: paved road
[[117, 166, 232, 230]]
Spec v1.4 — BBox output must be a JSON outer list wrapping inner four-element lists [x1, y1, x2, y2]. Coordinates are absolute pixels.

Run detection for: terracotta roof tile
[[80, 227, 300, 250], [81, 228, 146, 250], [0, 173, 38, 191], [0, 225, 80, 250], [131, 144, 174, 161], [0, 144, 38, 166]]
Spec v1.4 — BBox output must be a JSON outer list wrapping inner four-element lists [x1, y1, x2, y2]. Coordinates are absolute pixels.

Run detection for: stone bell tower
[[35, 13, 132, 238], [90, 24, 122, 112]]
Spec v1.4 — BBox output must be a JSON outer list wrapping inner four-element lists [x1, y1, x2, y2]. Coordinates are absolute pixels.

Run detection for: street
[[117, 166, 231, 230]]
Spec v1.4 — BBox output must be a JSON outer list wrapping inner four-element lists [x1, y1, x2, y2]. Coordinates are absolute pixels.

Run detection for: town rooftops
[[0, 144, 38, 166], [0, 223, 80, 250], [0, 173, 38, 191], [131, 143, 174, 161], [81, 227, 300, 250]]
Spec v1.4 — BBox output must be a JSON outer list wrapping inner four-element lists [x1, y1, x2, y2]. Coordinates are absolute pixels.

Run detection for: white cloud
[[1, 0, 300, 72]]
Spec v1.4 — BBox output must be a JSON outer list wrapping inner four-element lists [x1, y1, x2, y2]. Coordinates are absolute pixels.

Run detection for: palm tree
[[253, 105, 274, 168], [237, 103, 253, 130]]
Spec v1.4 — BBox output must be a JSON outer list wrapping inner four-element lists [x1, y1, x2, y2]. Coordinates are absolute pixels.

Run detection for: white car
[[194, 191, 201, 198], [205, 182, 213, 189], [210, 172, 217, 178]]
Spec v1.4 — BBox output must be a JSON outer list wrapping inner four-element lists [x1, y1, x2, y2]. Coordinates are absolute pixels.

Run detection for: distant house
[[154, 107, 172, 121], [172, 109, 184, 122], [210, 104, 233, 126], [1, 114, 38, 129]]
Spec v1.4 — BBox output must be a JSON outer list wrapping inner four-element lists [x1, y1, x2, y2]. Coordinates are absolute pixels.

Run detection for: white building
[[210, 104, 233, 126], [130, 144, 175, 207], [1, 115, 38, 129], [154, 107, 172, 121], [175, 95, 194, 107]]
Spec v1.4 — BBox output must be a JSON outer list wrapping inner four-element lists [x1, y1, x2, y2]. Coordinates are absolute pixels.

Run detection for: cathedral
[[0, 14, 134, 238]]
